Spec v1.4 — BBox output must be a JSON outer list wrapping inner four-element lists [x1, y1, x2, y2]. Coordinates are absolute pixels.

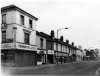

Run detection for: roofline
[[1, 5, 38, 21]]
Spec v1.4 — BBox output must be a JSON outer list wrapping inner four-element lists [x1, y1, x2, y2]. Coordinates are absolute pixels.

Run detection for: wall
[[1, 10, 16, 40], [15, 11, 36, 30], [36, 35, 46, 49], [46, 40, 54, 50], [2, 10, 16, 24]]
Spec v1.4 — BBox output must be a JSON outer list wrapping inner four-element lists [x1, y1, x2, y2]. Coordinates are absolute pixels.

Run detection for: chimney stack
[[50, 30, 55, 37]]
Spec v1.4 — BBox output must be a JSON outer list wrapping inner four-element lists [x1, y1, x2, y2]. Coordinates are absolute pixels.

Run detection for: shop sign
[[37, 50, 46, 54], [62, 53, 68, 57], [55, 52, 61, 56], [16, 43, 37, 51], [48, 50, 54, 55], [1, 43, 14, 49]]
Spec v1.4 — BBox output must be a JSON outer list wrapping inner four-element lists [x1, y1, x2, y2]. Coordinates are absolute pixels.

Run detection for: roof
[[36, 31, 54, 41], [36, 31, 47, 38], [1, 5, 38, 21], [36, 31, 78, 50]]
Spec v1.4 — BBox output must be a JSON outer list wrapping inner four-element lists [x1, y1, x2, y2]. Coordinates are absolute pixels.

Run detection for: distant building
[[1, 5, 38, 66], [76, 46, 84, 62], [94, 49, 99, 60]]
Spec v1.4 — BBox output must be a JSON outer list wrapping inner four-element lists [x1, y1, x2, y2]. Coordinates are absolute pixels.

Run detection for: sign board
[[55, 52, 61, 56], [48, 50, 54, 55], [37, 50, 46, 54], [62, 53, 68, 57], [16, 43, 37, 51], [1, 43, 14, 49]]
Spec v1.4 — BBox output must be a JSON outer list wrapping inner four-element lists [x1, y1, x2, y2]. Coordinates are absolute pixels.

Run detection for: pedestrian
[[71, 56, 73, 63]]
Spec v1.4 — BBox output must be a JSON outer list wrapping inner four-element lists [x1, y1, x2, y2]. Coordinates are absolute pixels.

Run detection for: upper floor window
[[40, 38, 43, 48], [24, 33, 29, 44], [50, 44, 53, 50], [56, 43, 57, 50], [2, 31, 6, 43], [61, 44, 62, 51], [29, 19, 33, 28], [2, 14, 6, 24], [20, 15, 24, 25]]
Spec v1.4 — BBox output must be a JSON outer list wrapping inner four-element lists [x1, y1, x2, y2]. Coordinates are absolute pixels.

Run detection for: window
[[40, 38, 43, 48], [56, 43, 58, 50], [2, 14, 6, 24], [29, 19, 32, 28], [20, 15, 24, 25], [2, 31, 6, 43], [24, 33, 29, 44], [61, 44, 62, 51], [50, 44, 53, 50]]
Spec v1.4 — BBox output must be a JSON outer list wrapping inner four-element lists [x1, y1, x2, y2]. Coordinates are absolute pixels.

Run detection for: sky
[[1, 0, 100, 50]]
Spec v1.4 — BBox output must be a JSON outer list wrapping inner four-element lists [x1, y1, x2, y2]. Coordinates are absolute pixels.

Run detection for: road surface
[[2, 60, 100, 75]]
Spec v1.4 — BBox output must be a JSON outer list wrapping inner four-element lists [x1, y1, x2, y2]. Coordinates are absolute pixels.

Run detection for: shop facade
[[1, 5, 38, 66]]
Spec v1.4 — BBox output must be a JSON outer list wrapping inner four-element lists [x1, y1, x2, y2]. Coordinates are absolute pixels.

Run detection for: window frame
[[40, 38, 43, 49], [2, 31, 6, 43], [24, 33, 30, 44], [2, 14, 6, 24], [29, 19, 33, 28], [20, 15, 24, 25]]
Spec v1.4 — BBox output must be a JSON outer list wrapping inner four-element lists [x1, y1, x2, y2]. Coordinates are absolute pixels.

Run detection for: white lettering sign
[[48, 50, 54, 55], [16, 43, 37, 51], [1, 43, 14, 49]]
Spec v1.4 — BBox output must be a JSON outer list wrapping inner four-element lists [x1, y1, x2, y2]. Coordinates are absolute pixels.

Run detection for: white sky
[[1, 0, 100, 50]]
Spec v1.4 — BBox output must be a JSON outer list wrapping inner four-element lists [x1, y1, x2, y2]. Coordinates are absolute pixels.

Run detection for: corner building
[[1, 5, 38, 66]]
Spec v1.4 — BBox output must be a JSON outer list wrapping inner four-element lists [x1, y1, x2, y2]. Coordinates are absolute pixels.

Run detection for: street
[[3, 60, 100, 75]]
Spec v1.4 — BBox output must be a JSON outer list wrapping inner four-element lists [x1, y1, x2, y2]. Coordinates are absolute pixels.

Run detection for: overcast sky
[[1, 0, 100, 50]]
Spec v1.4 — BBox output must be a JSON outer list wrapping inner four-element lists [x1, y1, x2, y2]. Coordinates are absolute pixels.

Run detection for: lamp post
[[57, 27, 68, 66]]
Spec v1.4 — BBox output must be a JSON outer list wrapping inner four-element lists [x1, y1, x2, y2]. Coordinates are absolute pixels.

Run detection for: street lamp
[[56, 27, 68, 66]]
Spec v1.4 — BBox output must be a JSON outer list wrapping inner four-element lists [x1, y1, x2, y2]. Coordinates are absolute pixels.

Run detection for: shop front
[[54, 51, 61, 63], [1, 43, 37, 67], [37, 49, 46, 65], [47, 50, 54, 64], [62, 53, 69, 63]]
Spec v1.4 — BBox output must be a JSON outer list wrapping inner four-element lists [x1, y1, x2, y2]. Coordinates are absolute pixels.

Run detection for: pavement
[[2, 61, 100, 74], [1, 60, 100, 75], [2, 62, 78, 71]]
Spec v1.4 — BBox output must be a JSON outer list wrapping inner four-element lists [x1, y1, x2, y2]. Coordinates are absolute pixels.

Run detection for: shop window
[[20, 15, 24, 25], [1, 51, 14, 62], [29, 19, 32, 28], [2, 14, 6, 24], [24, 33, 30, 44]]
